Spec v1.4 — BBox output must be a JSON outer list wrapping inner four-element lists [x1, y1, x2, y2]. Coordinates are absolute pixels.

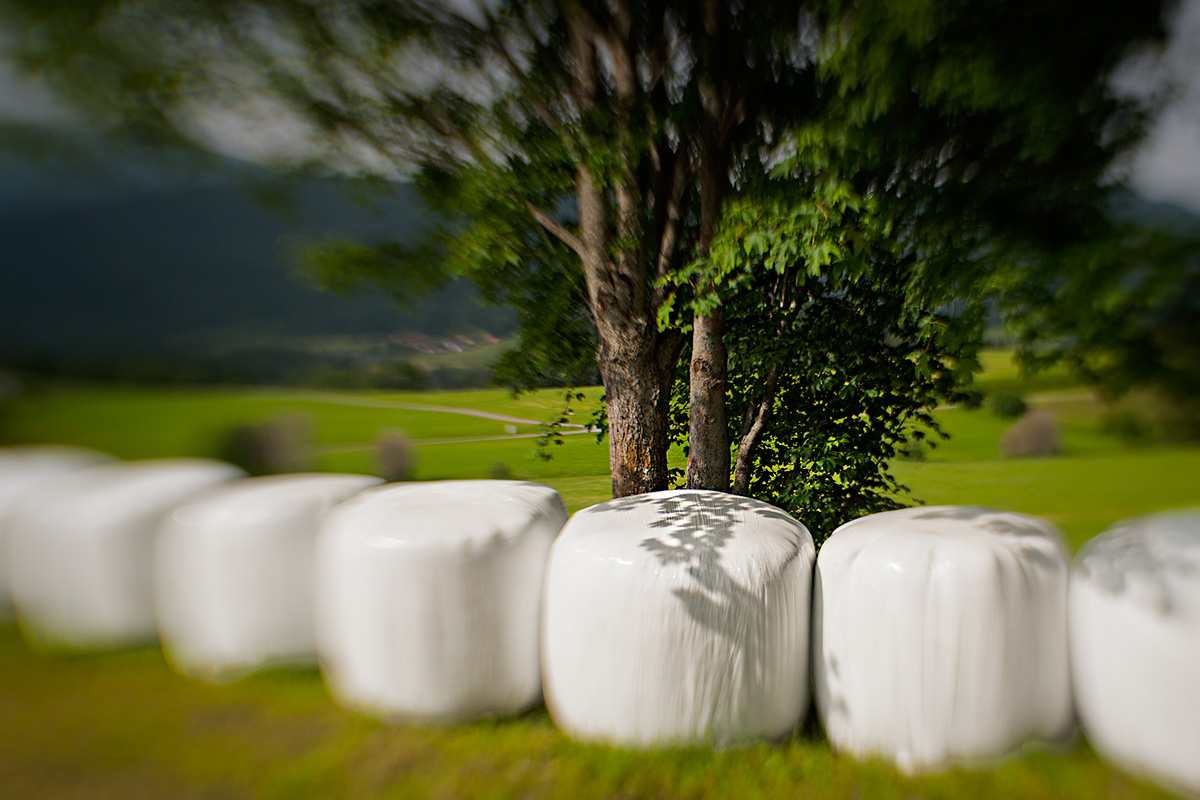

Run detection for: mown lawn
[[0, 385, 547, 457], [0, 353, 1197, 798]]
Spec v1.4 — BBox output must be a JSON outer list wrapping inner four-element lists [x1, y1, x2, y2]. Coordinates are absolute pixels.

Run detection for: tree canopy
[[0, 0, 1180, 531]]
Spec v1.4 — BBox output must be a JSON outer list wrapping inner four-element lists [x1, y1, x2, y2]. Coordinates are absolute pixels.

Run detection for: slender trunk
[[686, 309, 729, 489], [686, 120, 731, 491], [732, 367, 781, 495]]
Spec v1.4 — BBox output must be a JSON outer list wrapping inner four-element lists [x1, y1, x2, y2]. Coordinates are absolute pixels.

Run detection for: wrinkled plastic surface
[[542, 490, 814, 747], [0, 446, 111, 619], [813, 505, 1072, 772], [1070, 509, 1200, 796], [8, 459, 243, 649], [156, 473, 382, 682], [314, 480, 567, 720]]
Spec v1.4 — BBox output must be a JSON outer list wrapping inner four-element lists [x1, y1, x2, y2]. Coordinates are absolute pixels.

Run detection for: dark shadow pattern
[[1076, 513, 1200, 615], [816, 505, 1072, 729], [604, 491, 804, 714], [910, 506, 1063, 572]]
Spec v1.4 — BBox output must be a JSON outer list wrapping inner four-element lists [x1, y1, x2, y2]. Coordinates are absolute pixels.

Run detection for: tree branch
[[484, 26, 562, 132], [732, 365, 781, 496], [567, 5, 616, 321], [526, 202, 585, 258], [653, 136, 691, 296]]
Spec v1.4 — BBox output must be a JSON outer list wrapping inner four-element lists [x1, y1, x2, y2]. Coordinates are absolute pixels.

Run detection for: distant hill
[[1108, 190, 1200, 234], [0, 173, 514, 357]]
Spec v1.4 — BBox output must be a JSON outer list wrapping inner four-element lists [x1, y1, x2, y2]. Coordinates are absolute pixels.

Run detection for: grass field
[[0, 621, 1175, 800], [0, 352, 1196, 798]]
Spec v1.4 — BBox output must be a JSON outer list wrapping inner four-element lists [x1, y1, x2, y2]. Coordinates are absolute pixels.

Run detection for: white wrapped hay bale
[[541, 490, 814, 747], [1070, 510, 1200, 796], [8, 458, 243, 649], [314, 480, 567, 720], [813, 505, 1072, 773], [156, 473, 382, 682], [0, 446, 111, 619]]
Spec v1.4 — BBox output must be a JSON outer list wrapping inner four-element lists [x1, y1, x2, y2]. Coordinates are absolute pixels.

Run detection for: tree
[[0, 0, 1171, 507], [652, 0, 1172, 532], [657, 164, 983, 539], [998, 202, 1200, 435]]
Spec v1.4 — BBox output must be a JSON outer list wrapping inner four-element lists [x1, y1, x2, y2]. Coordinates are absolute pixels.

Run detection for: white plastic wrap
[[813, 505, 1073, 772], [1070, 510, 1200, 796], [541, 490, 814, 747], [155, 473, 382, 681], [0, 446, 111, 619], [314, 480, 567, 720], [7, 458, 243, 649]]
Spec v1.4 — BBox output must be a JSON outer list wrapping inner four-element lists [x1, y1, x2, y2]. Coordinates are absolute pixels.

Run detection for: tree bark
[[566, 4, 685, 497], [686, 115, 732, 491], [597, 328, 679, 497], [686, 308, 729, 489]]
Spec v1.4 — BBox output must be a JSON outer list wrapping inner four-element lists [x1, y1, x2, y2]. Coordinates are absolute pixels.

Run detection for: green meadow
[[0, 352, 1196, 798]]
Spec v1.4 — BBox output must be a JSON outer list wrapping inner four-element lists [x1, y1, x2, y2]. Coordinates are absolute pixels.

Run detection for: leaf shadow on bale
[[1076, 514, 1200, 615], [604, 492, 800, 722], [816, 505, 1070, 731], [910, 506, 1063, 572]]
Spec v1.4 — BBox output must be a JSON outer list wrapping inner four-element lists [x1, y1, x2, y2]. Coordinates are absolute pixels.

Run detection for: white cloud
[[1126, 0, 1200, 214], [0, 52, 72, 125], [1130, 109, 1200, 214]]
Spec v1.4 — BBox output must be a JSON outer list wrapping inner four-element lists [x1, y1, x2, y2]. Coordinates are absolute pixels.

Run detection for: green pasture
[[0, 350, 1197, 798], [892, 449, 1200, 550], [970, 350, 1080, 397], [0, 385, 549, 457]]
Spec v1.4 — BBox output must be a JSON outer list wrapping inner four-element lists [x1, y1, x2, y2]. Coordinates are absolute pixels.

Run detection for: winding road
[[294, 389, 592, 454]]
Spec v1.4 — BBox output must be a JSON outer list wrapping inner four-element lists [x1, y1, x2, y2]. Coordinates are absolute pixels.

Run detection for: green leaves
[[300, 239, 449, 307]]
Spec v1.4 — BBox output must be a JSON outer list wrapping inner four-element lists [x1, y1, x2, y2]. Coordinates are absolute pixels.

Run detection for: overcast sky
[[2, 1, 1200, 215], [1121, 0, 1200, 214]]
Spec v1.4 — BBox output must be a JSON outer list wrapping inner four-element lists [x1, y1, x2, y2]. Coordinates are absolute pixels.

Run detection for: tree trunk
[[686, 309, 729, 490], [597, 327, 678, 497], [565, 4, 687, 498], [685, 116, 731, 491]]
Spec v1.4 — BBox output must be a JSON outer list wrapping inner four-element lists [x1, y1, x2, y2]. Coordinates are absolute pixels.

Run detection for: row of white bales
[[0, 446, 1197, 795]]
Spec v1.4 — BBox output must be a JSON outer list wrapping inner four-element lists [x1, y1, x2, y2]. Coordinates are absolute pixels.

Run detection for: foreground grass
[[0, 625, 1172, 800]]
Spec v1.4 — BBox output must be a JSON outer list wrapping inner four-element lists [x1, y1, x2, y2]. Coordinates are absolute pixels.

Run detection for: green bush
[[896, 432, 928, 462], [1148, 396, 1200, 443], [987, 392, 1028, 419], [959, 390, 985, 410], [489, 461, 515, 479], [1099, 409, 1155, 446]]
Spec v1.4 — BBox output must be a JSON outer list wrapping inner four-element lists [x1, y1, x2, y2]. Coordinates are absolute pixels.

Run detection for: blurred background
[[0, 0, 1199, 797]]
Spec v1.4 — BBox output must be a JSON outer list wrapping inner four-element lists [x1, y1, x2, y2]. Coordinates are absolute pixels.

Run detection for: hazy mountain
[[0, 169, 513, 358], [1109, 190, 1200, 233]]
